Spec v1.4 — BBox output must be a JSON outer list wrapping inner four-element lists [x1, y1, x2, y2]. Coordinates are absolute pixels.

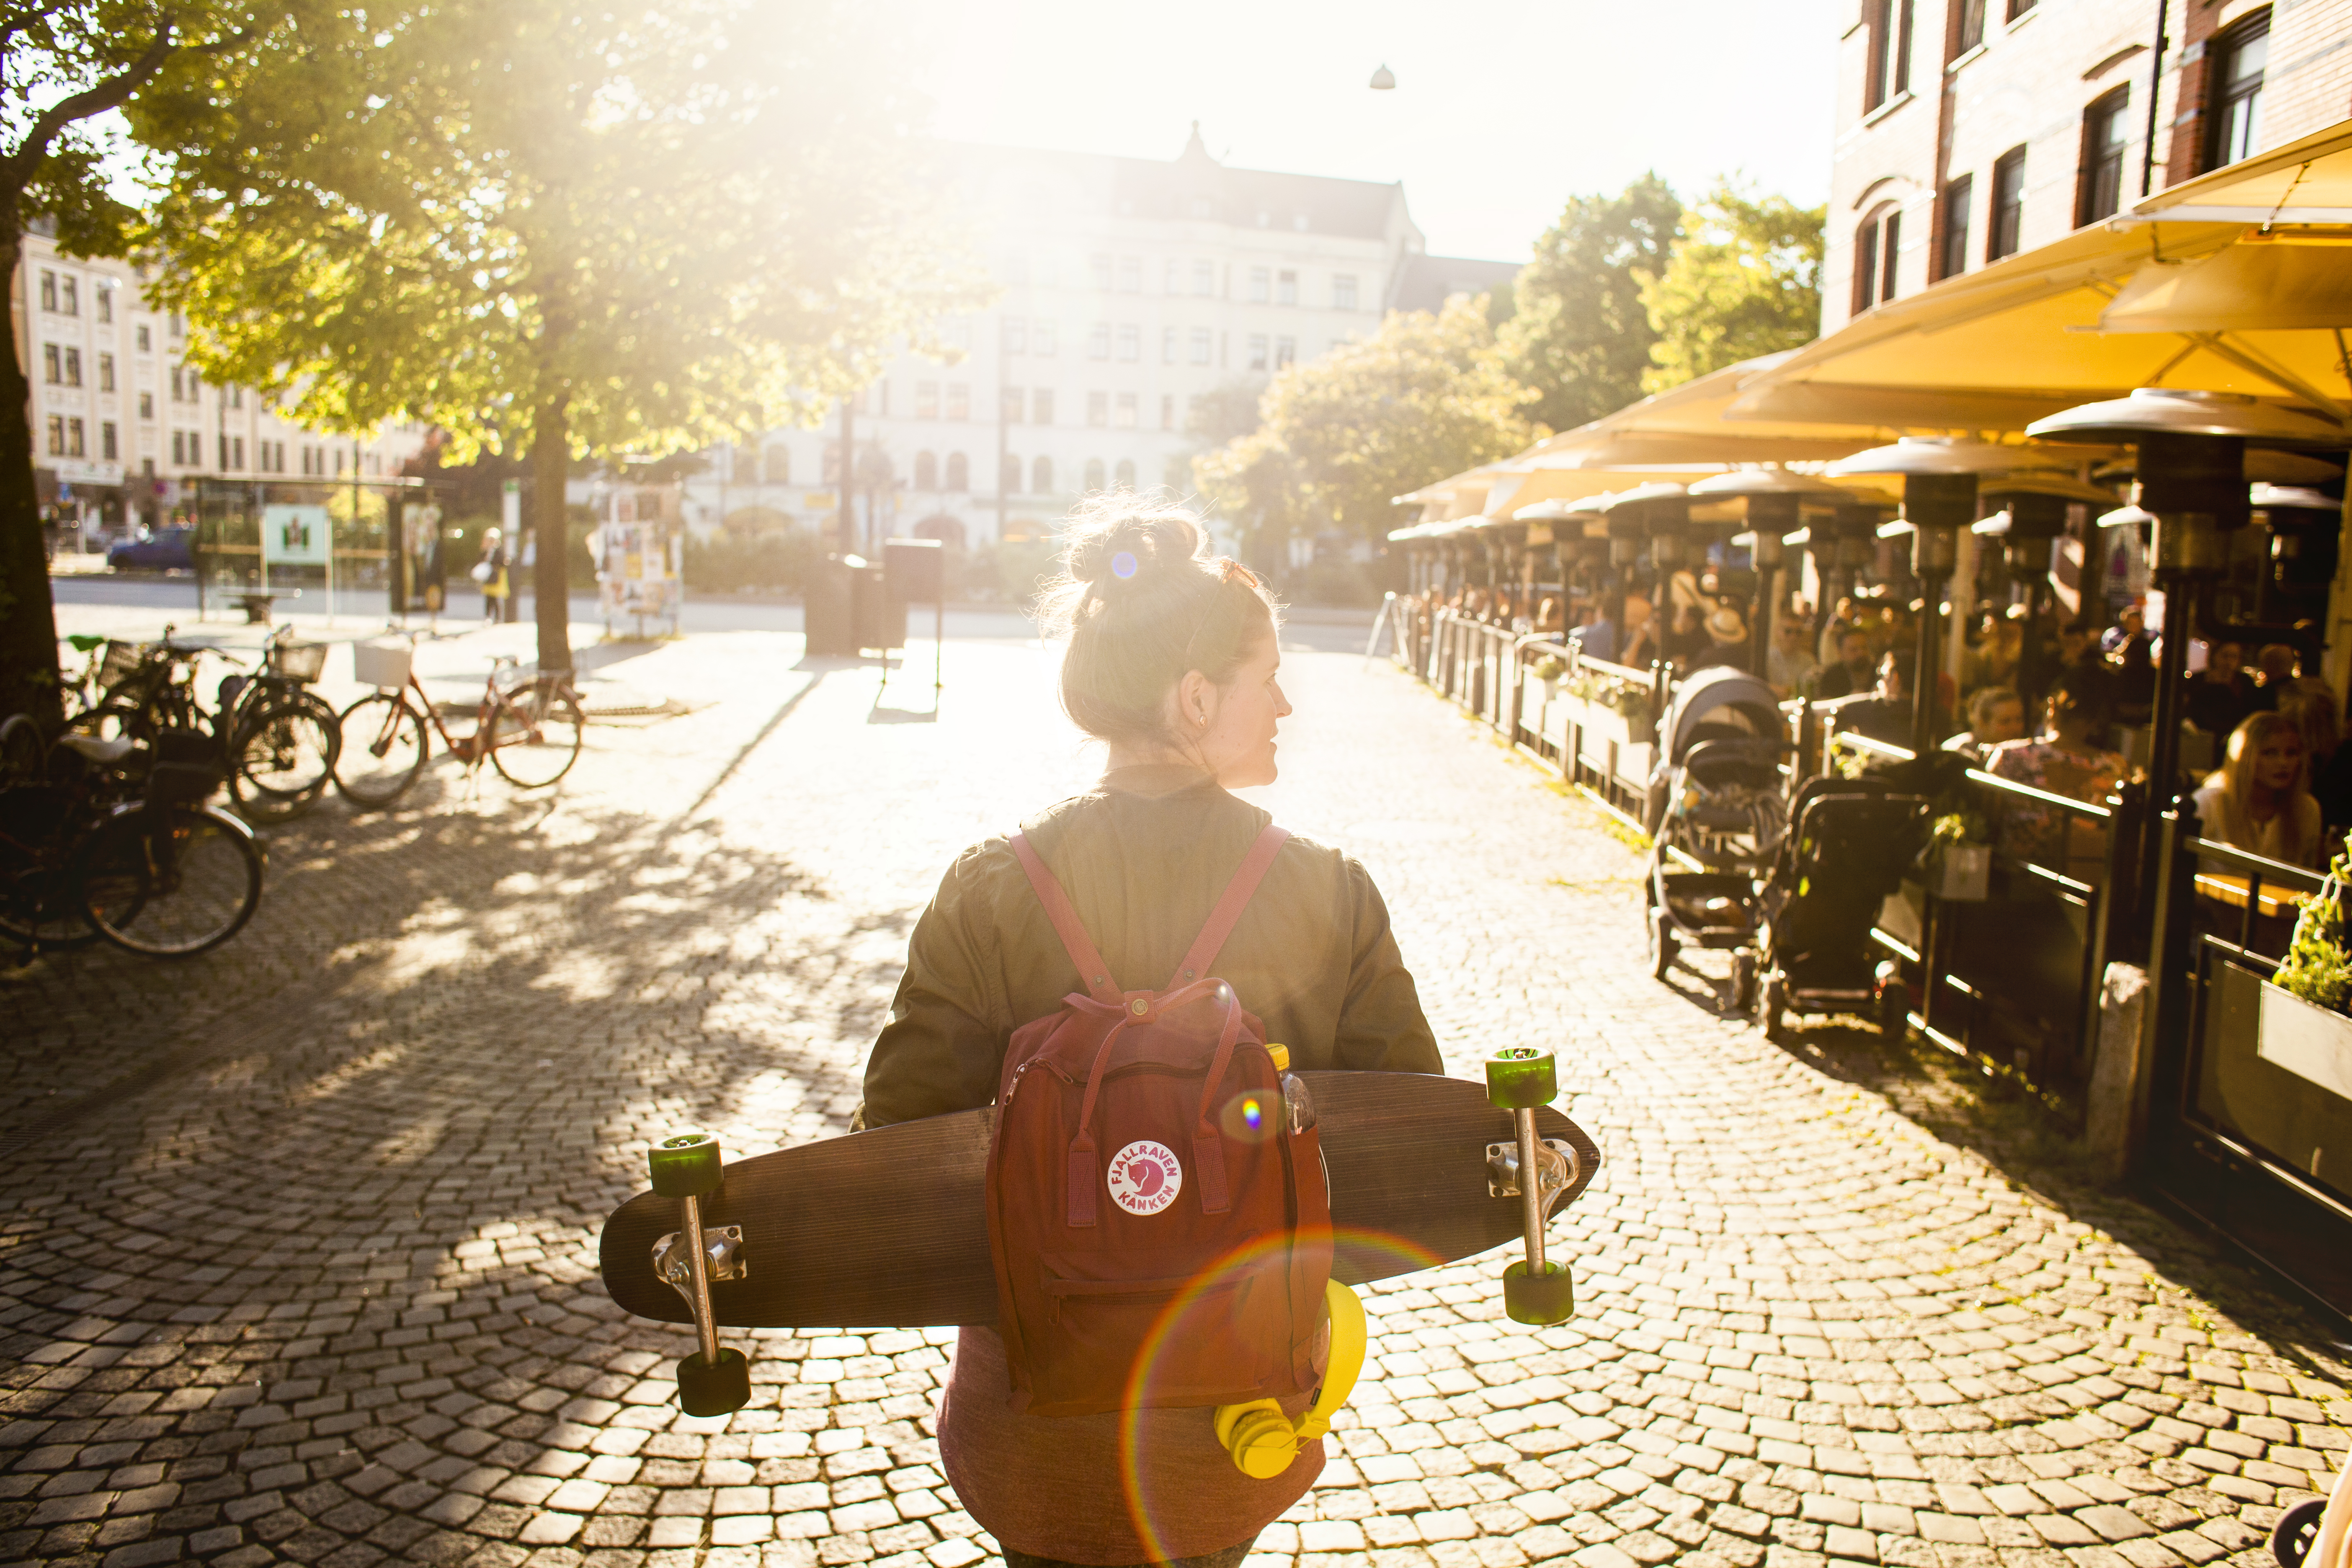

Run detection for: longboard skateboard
[[603, 1065, 1598, 1343]]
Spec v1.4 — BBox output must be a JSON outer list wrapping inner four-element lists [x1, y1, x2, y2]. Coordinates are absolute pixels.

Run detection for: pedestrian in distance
[[856, 496, 1442, 1568], [473, 526, 512, 624]]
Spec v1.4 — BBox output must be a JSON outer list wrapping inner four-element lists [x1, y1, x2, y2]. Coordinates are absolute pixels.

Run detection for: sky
[[910, 0, 1846, 264]]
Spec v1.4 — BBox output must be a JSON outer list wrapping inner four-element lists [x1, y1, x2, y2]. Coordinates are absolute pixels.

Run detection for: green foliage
[[682, 529, 818, 597], [1192, 296, 1544, 558], [2275, 831, 2352, 1014], [962, 536, 1062, 606], [1494, 173, 1683, 435], [1640, 180, 1826, 395], [1931, 810, 1991, 847], [1532, 655, 1568, 683]]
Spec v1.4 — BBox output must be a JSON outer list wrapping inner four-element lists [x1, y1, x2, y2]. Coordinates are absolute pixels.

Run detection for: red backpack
[[986, 825, 1334, 1418]]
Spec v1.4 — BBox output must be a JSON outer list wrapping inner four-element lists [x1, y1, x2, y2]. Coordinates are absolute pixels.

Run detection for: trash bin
[[848, 556, 905, 652], [884, 538, 945, 605], [804, 554, 857, 656]]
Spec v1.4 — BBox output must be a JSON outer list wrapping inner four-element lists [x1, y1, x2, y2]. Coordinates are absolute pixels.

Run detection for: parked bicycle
[[0, 717, 266, 958], [69, 625, 339, 821], [333, 630, 585, 807]]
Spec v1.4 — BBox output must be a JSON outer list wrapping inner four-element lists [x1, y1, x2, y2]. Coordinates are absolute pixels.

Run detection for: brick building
[[1823, 0, 2352, 335]]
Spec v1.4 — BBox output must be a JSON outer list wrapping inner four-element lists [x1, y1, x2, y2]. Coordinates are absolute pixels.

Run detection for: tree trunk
[[531, 389, 573, 673], [0, 226, 64, 730]]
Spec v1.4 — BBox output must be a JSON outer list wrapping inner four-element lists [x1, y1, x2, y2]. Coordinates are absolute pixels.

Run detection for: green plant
[[1930, 810, 1991, 847], [2274, 830, 2352, 1013], [1532, 655, 1567, 683], [1609, 684, 1650, 720]]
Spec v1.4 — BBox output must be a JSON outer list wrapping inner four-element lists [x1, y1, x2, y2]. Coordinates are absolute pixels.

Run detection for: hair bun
[[1063, 513, 1204, 588]]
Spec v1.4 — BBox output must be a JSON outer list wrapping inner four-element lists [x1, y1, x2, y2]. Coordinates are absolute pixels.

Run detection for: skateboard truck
[[1484, 1047, 1576, 1326], [1213, 1279, 1369, 1478], [647, 1132, 752, 1417]]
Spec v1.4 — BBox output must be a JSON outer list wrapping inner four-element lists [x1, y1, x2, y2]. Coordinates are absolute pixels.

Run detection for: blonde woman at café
[[2192, 711, 2325, 868]]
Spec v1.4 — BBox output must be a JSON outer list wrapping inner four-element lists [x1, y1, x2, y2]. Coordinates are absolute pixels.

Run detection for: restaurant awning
[[1525, 352, 1894, 466], [2123, 116, 2352, 225]]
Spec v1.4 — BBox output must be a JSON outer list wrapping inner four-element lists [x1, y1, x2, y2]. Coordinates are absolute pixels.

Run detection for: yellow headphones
[[1212, 1278, 1369, 1478]]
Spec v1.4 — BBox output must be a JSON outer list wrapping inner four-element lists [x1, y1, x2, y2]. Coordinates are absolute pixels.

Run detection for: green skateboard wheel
[[676, 1346, 750, 1417], [1503, 1259, 1575, 1326], [649, 1132, 724, 1198], [1484, 1047, 1556, 1110]]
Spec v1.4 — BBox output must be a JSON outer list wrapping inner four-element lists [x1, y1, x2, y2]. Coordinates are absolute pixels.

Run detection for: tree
[[1494, 173, 1682, 437], [1194, 296, 1544, 563], [1640, 180, 1825, 394], [0, 4, 249, 727], [130, 0, 987, 674]]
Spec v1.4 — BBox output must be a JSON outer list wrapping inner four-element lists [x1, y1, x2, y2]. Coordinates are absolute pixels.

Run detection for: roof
[[1387, 253, 1523, 314]]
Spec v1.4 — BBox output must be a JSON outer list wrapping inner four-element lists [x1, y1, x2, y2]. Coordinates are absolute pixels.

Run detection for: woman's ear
[[1175, 668, 1215, 731]]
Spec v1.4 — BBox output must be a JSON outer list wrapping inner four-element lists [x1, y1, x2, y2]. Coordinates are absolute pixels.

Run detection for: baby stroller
[[1643, 666, 1789, 1006], [1751, 771, 1937, 1040]]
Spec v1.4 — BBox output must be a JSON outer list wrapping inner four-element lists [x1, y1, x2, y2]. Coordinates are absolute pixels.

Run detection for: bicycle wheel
[[230, 697, 337, 815], [0, 714, 46, 787], [488, 683, 584, 788], [333, 692, 428, 807], [79, 804, 263, 957], [0, 795, 107, 950]]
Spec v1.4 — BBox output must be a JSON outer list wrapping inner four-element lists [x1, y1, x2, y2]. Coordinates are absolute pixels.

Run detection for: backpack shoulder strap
[[1007, 832, 1122, 1005], [1167, 825, 1290, 989]]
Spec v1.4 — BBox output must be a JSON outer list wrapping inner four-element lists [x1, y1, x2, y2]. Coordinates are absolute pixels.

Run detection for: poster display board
[[395, 500, 446, 614], [598, 485, 682, 635]]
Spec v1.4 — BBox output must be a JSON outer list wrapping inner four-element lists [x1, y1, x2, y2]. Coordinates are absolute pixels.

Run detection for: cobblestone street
[[5, 620, 2348, 1568]]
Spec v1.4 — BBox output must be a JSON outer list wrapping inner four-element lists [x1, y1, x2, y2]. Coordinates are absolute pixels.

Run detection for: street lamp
[[1689, 469, 1848, 679], [2025, 387, 2346, 812], [1829, 437, 2068, 753]]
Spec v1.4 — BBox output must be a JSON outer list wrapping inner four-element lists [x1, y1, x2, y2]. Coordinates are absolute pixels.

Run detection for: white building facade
[[12, 221, 422, 549], [684, 129, 1516, 552]]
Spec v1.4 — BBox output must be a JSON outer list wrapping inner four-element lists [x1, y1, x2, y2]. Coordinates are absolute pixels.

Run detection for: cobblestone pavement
[[5, 621, 2347, 1568]]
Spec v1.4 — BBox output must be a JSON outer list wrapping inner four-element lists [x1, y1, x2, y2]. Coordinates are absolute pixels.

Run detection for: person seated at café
[[2054, 617, 2117, 716], [2252, 643, 2296, 710], [1982, 673, 2130, 870], [2187, 639, 2260, 736], [1617, 593, 1662, 669], [1813, 627, 1878, 700], [1534, 596, 1565, 635], [1686, 603, 1750, 672], [1766, 616, 1818, 696], [1829, 648, 1923, 749], [2282, 678, 2352, 835], [1944, 685, 2026, 766], [2193, 710, 2325, 868], [1964, 613, 2022, 696]]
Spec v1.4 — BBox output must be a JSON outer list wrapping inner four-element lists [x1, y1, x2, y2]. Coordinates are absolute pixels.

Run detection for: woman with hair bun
[[856, 495, 1442, 1568]]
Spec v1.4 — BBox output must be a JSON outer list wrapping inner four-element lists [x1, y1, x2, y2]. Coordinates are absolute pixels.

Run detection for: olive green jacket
[[859, 765, 1441, 1128]]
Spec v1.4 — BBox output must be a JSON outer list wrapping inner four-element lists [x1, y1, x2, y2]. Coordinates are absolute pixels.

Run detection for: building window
[[95, 283, 113, 323], [1937, 175, 1973, 280], [1003, 317, 1026, 354], [1274, 337, 1296, 369], [1954, 0, 1985, 54], [1002, 387, 1024, 423], [45, 415, 62, 455], [946, 382, 969, 421], [1091, 253, 1113, 291], [2206, 13, 2270, 173], [64, 418, 84, 457], [1114, 392, 1138, 429], [915, 451, 938, 489], [1084, 459, 1106, 493], [63, 348, 81, 387], [1032, 455, 1054, 493], [98, 353, 114, 392], [1332, 274, 1359, 310], [2006, 0, 2033, 17], [1193, 261, 1214, 297], [1190, 328, 1212, 366], [1087, 390, 1108, 427], [1163, 258, 1181, 294], [1088, 322, 1111, 360], [60, 277, 77, 316], [1118, 256, 1141, 294], [916, 380, 939, 419], [2079, 86, 2131, 224], [1866, 0, 1915, 111], [1248, 267, 1269, 304], [1989, 146, 2026, 259], [102, 422, 117, 461], [169, 312, 183, 340], [1115, 324, 1139, 362], [1161, 394, 1175, 431], [138, 392, 154, 420], [39, 270, 55, 311], [764, 446, 789, 484], [1276, 270, 1297, 306], [1854, 206, 1901, 312], [945, 452, 969, 491], [1033, 320, 1057, 357], [1248, 334, 1269, 371], [135, 324, 151, 352], [230, 384, 241, 409], [41, 344, 59, 383], [1032, 389, 1055, 425], [1114, 459, 1136, 489], [1163, 327, 1177, 364]]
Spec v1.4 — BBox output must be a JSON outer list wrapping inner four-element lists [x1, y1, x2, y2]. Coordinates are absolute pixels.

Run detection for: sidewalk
[[1, 631, 2343, 1568]]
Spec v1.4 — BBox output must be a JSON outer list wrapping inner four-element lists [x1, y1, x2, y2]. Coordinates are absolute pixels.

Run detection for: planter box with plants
[[2262, 834, 2352, 1099], [1926, 808, 1993, 902]]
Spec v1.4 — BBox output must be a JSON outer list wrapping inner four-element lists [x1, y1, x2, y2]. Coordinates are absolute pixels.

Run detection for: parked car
[[107, 527, 197, 573]]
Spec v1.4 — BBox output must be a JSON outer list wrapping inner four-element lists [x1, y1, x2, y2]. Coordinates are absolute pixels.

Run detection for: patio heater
[[1830, 438, 2061, 754], [2026, 388, 2346, 812], [1689, 470, 1848, 679], [1601, 483, 1691, 644], [1968, 472, 2119, 705]]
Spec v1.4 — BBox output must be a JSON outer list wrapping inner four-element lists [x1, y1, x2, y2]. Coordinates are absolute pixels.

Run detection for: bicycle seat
[[59, 734, 136, 764], [66, 634, 106, 652]]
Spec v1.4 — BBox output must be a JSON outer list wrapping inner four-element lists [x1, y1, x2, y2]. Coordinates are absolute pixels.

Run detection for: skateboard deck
[[601, 1070, 1601, 1330]]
